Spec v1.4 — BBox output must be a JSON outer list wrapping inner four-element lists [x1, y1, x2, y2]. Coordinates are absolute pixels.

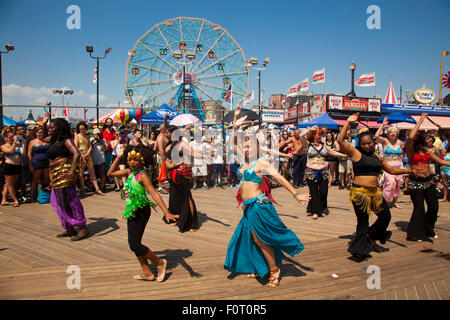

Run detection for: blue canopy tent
[[376, 112, 416, 124], [141, 104, 180, 125], [297, 113, 339, 129], [3, 115, 16, 126]]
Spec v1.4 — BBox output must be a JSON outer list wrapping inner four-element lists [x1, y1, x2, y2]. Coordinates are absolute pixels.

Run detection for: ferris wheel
[[125, 17, 249, 120]]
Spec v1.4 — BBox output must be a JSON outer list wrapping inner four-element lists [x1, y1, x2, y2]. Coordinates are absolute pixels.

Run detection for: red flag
[[63, 102, 69, 117], [93, 66, 97, 83]]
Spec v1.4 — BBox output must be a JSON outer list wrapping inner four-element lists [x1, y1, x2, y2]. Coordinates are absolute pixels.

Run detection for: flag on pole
[[268, 96, 274, 108], [299, 78, 309, 92], [236, 90, 255, 108], [173, 70, 183, 86], [93, 66, 98, 84], [312, 68, 325, 84], [75, 104, 78, 119], [54, 106, 58, 117], [84, 108, 88, 121], [224, 84, 232, 103], [356, 72, 376, 87]]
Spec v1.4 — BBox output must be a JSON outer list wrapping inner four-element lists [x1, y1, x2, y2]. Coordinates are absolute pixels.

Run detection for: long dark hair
[[413, 132, 427, 153], [50, 118, 72, 144], [76, 121, 89, 134]]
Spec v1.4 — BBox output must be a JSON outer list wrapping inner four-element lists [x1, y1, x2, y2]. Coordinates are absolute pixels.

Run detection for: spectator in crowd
[[1, 131, 25, 207], [90, 128, 108, 192], [101, 118, 116, 171], [27, 126, 50, 202]]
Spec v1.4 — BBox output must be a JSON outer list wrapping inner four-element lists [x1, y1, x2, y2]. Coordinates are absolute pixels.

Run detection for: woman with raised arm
[[224, 107, 310, 287], [108, 144, 178, 281], [301, 126, 348, 220], [375, 117, 406, 208], [338, 113, 414, 262], [404, 113, 450, 242], [42, 113, 89, 241]]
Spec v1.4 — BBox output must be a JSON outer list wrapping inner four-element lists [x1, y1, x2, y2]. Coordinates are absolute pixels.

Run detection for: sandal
[[133, 274, 155, 281], [156, 259, 167, 282], [247, 273, 260, 278], [12, 203, 20, 207], [57, 229, 76, 238], [268, 267, 280, 287]]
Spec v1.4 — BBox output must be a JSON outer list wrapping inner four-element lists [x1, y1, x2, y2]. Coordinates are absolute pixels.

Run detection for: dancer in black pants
[[404, 113, 450, 242], [338, 113, 414, 262], [299, 126, 347, 219]]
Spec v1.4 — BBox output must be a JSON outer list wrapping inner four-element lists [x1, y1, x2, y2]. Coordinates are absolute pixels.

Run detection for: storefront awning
[[335, 119, 382, 128], [394, 116, 450, 130]]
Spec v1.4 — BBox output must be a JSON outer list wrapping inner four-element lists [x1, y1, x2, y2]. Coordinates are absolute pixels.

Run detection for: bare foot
[[134, 274, 155, 281], [156, 259, 167, 282], [439, 198, 448, 202], [189, 229, 197, 232], [312, 214, 318, 220], [393, 203, 401, 208]]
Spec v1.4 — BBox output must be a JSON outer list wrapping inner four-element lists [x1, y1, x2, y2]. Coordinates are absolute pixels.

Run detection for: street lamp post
[[439, 51, 450, 106], [86, 45, 112, 127], [0, 42, 14, 130], [346, 62, 357, 97], [246, 57, 271, 128]]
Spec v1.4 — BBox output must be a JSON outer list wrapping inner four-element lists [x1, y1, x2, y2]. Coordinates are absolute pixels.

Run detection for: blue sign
[[382, 103, 450, 116]]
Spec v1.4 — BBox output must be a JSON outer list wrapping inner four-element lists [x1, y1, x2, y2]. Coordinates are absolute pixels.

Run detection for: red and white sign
[[368, 99, 381, 112], [356, 72, 375, 87], [328, 95, 343, 110], [287, 78, 309, 96], [343, 97, 368, 111], [312, 69, 325, 84]]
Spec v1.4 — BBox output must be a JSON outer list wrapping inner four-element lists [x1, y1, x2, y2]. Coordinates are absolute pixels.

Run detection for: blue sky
[[0, 0, 449, 120]]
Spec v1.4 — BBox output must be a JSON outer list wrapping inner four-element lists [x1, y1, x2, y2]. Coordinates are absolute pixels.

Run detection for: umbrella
[[169, 113, 199, 127], [377, 112, 416, 124], [223, 108, 259, 123], [297, 113, 340, 129], [3, 115, 16, 126], [141, 104, 180, 124]]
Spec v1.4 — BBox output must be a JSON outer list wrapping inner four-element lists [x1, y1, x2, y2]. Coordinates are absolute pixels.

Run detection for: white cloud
[[3, 84, 53, 97]]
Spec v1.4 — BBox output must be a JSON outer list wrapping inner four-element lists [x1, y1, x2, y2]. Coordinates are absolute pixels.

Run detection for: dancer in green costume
[[108, 144, 179, 281]]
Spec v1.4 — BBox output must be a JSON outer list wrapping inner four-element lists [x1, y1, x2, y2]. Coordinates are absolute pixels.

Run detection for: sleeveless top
[[47, 140, 72, 160], [353, 152, 382, 176], [236, 159, 263, 185], [384, 145, 402, 158], [307, 143, 328, 159], [409, 152, 431, 166], [78, 135, 90, 153], [121, 169, 156, 219]]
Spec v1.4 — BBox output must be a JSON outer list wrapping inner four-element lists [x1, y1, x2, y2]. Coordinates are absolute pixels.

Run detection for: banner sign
[[382, 103, 450, 116], [262, 109, 285, 123], [287, 78, 309, 96], [283, 102, 310, 121], [328, 95, 381, 112], [311, 95, 326, 113]]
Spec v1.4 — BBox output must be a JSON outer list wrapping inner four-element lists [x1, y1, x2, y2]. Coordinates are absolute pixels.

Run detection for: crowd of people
[[1, 110, 449, 286]]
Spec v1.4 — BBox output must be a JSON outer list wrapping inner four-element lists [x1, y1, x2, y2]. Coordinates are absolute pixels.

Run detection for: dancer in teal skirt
[[224, 107, 310, 287]]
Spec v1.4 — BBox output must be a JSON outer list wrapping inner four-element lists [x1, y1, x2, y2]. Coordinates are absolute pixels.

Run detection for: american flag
[[224, 84, 232, 103]]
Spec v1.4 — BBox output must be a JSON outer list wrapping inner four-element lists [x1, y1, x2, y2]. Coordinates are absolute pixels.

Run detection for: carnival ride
[[125, 17, 249, 121]]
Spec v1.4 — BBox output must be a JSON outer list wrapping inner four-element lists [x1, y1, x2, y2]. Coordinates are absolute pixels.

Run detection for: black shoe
[[380, 231, 392, 244], [370, 243, 390, 253], [57, 229, 76, 238], [71, 230, 89, 241], [338, 185, 345, 190], [349, 253, 372, 263]]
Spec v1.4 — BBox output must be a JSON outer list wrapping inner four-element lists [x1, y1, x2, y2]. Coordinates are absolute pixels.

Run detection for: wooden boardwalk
[[0, 185, 449, 300]]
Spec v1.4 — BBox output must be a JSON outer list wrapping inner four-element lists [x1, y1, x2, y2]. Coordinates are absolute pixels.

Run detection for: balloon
[[134, 108, 143, 124], [116, 109, 130, 124]]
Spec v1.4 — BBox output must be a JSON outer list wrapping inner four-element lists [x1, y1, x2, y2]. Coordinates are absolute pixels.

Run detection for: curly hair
[[306, 128, 325, 143], [356, 131, 375, 153], [50, 118, 72, 143], [123, 144, 155, 169]]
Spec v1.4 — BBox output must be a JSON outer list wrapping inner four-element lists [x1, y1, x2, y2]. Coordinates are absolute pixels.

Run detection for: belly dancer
[[224, 107, 310, 287]]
